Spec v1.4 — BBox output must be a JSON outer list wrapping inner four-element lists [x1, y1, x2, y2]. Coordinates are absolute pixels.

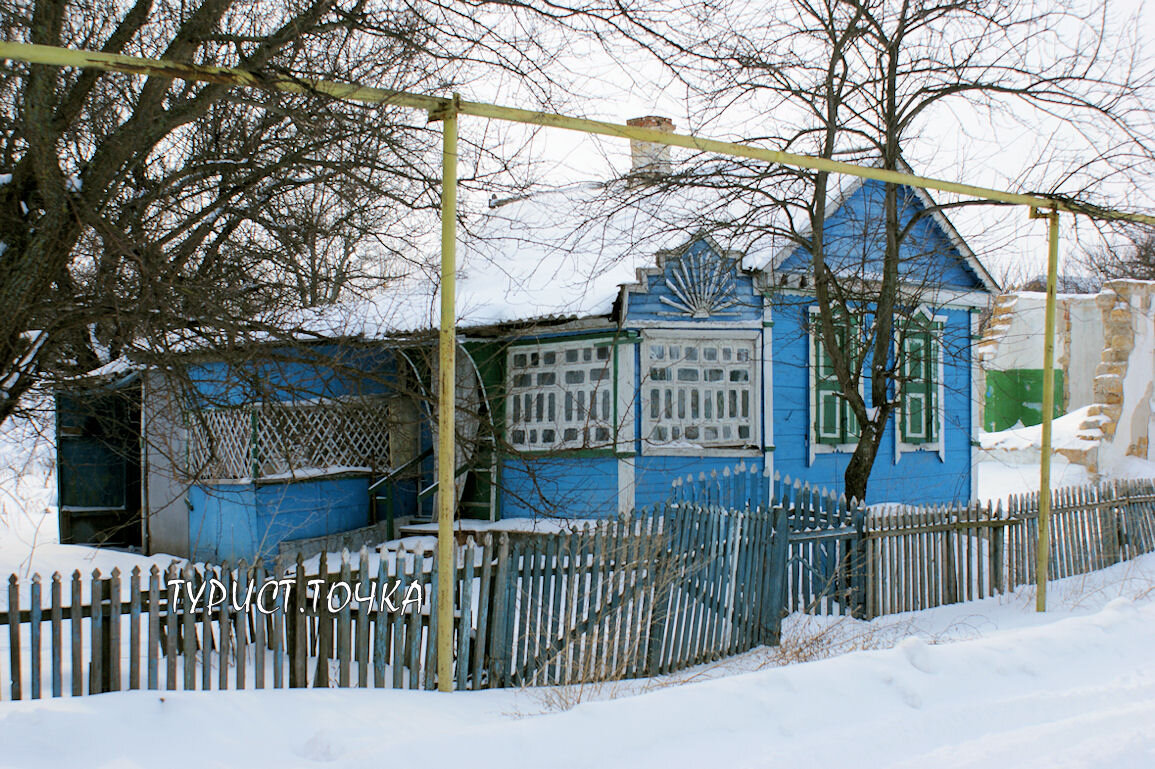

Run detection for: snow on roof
[[154, 165, 993, 349], [323, 173, 790, 338]]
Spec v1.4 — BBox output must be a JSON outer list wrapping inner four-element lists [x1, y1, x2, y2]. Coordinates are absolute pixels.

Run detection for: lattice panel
[[186, 399, 391, 481], [187, 407, 255, 480], [257, 400, 391, 476]]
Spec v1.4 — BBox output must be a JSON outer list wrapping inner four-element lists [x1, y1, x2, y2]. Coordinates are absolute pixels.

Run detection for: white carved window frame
[[640, 329, 761, 457], [505, 337, 619, 453]]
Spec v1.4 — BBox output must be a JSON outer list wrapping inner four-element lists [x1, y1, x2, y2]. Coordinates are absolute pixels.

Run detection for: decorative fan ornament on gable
[[658, 245, 742, 318]]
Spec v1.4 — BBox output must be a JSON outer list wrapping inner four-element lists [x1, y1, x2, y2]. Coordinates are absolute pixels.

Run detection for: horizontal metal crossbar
[[2, 42, 1153, 225]]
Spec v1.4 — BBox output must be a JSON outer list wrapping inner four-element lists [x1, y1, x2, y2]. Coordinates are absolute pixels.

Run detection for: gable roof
[[765, 162, 1000, 295], [237, 165, 998, 343]]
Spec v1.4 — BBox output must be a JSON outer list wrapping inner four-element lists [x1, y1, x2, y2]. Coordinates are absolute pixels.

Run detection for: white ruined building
[[978, 280, 1155, 476]]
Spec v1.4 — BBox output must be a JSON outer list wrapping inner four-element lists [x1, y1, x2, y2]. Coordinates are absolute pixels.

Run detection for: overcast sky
[[450, 0, 1154, 287]]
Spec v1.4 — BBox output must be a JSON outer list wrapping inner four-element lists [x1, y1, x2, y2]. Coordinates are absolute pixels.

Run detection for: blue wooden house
[[57, 146, 997, 562]]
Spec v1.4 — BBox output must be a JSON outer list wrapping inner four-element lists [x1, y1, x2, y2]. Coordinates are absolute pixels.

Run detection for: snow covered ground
[[3, 412, 1155, 768], [0, 554, 1153, 769]]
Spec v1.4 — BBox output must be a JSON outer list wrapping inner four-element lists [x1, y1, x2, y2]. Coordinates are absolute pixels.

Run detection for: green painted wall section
[[464, 339, 507, 520], [984, 369, 1065, 432]]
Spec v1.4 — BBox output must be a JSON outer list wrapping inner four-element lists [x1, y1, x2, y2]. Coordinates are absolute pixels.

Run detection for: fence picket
[[181, 564, 195, 691], [337, 552, 352, 688], [51, 573, 62, 698], [129, 567, 141, 690]]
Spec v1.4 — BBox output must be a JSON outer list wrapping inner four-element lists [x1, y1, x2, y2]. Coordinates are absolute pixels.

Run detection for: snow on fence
[[0, 502, 790, 700]]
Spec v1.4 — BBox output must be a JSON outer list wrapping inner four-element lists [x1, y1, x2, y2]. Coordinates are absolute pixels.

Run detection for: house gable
[[622, 236, 763, 325], [774, 178, 995, 294]]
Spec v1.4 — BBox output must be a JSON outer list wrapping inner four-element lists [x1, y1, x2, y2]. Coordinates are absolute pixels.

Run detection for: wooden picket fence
[[6, 475, 1155, 700], [673, 464, 868, 618], [0, 501, 790, 699], [866, 478, 1155, 616], [671, 466, 1155, 620]]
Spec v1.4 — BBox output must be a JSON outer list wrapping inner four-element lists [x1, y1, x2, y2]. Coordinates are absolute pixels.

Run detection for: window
[[812, 311, 860, 447], [642, 334, 758, 451], [506, 339, 614, 451], [899, 313, 943, 446]]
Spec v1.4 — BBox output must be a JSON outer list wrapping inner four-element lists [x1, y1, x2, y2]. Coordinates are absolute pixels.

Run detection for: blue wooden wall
[[770, 296, 975, 504], [776, 180, 986, 291], [185, 344, 395, 408], [183, 345, 398, 560], [497, 205, 983, 518], [187, 477, 371, 563]]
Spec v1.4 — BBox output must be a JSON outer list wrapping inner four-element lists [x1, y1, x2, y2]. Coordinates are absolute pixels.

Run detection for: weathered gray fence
[[867, 479, 1155, 616], [672, 466, 1155, 619], [672, 464, 867, 617], [6, 475, 1155, 700], [0, 501, 790, 699]]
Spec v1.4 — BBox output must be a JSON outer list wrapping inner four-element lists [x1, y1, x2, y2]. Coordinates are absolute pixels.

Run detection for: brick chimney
[[627, 115, 675, 178]]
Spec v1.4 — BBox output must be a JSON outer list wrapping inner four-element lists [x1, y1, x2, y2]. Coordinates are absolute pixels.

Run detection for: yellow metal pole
[[434, 95, 459, 690], [1031, 207, 1061, 611]]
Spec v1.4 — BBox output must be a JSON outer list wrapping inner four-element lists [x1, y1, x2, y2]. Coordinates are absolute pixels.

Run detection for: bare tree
[[0, 0, 598, 427], [591, 0, 1155, 501], [1080, 228, 1155, 283]]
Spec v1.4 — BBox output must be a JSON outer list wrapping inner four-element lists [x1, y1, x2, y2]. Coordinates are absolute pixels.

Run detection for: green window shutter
[[815, 329, 843, 444], [900, 322, 941, 445], [814, 315, 858, 446]]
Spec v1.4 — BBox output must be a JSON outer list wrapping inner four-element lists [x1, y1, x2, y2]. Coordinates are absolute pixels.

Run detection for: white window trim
[[808, 307, 863, 465], [505, 336, 617, 453], [894, 307, 947, 463], [639, 329, 762, 457]]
